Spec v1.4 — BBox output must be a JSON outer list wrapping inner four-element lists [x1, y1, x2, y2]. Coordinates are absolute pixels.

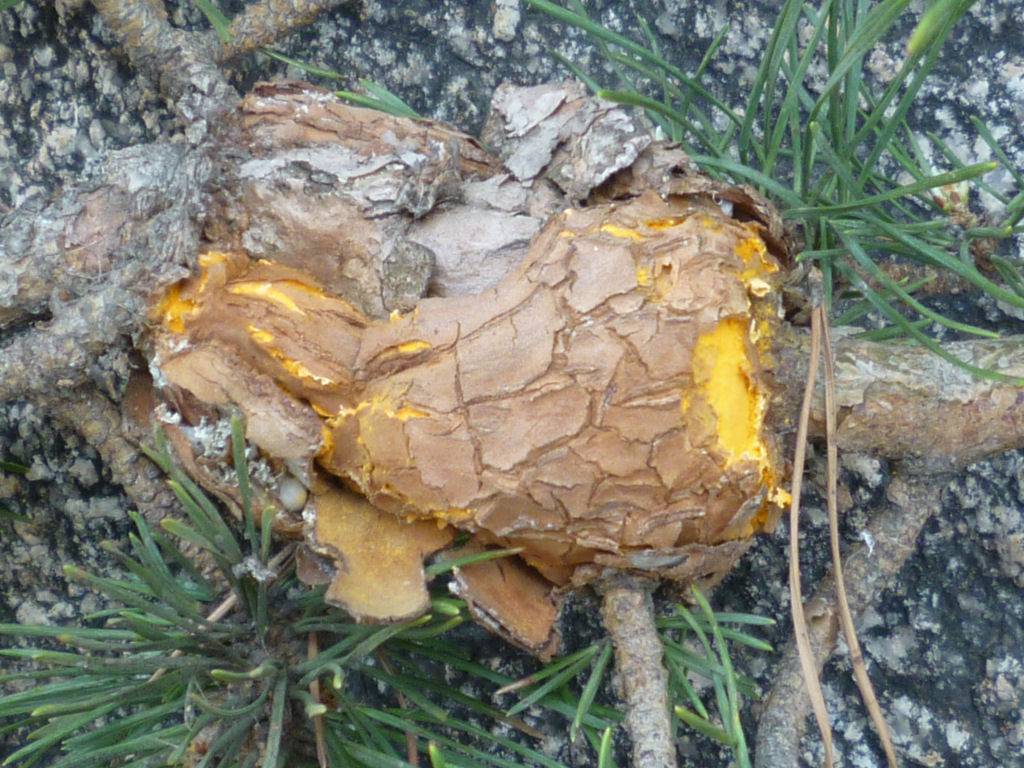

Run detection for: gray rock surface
[[2, 1, 1023, 767]]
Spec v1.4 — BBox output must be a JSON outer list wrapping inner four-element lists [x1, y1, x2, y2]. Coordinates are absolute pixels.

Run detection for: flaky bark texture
[[7, 27, 1024, 759], [203, 82, 502, 318], [138, 84, 794, 653], [50, 387, 182, 524], [92, 0, 237, 128], [600, 578, 676, 768], [0, 143, 205, 401]]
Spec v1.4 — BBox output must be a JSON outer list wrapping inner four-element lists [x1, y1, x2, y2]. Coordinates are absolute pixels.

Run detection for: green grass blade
[[425, 547, 522, 577], [674, 704, 736, 746], [526, 0, 741, 128], [810, 0, 911, 122], [838, 229, 1000, 338], [570, 640, 613, 742], [788, 162, 997, 216], [597, 727, 613, 768], [505, 649, 597, 717], [192, 0, 232, 44], [262, 675, 288, 768], [835, 260, 1024, 385], [742, 0, 805, 162]]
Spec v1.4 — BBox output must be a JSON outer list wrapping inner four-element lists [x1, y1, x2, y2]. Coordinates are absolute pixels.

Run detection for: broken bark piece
[[445, 543, 561, 659], [307, 480, 453, 622], [481, 81, 652, 201], [203, 82, 500, 318]]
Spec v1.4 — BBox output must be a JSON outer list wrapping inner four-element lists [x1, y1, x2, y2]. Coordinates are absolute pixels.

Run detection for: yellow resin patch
[[227, 280, 326, 315], [317, 423, 335, 459], [735, 233, 779, 287], [600, 224, 645, 242], [245, 324, 275, 345], [329, 395, 429, 425], [156, 285, 197, 334], [246, 324, 334, 385], [198, 251, 229, 268], [635, 262, 675, 302], [690, 316, 787, 517], [278, 357, 334, 386], [691, 317, 765, 464], [643, 217, 686, 231], [407, 507, 475, 528], [396, 340, 431, 354], [393, 405, 429, 421]]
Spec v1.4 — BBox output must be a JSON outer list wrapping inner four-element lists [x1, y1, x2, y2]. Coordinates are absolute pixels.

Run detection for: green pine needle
[[531, 0, 1022, 383]]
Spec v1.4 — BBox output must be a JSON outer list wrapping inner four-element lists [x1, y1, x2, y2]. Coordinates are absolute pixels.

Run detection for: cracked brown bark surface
[[133, 82, 1024, 662], [150, 190, 788, 594]]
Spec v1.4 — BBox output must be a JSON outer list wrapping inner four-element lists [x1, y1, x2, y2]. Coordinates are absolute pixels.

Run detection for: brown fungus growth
[[148, 182, 788, 652]]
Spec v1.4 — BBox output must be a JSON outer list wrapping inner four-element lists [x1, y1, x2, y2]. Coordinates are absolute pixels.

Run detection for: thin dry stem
[[821, 312, 899, 768], [787, 306, 835, 767], [377, 649, 419, 766], [308, 632, 329, 768], [756, 475, 944, 766]]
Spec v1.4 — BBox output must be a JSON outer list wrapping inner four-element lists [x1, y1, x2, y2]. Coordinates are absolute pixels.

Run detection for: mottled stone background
[[1, 1, 1023, 766]]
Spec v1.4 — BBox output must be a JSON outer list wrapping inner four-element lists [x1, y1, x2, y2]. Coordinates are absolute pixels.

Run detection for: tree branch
[[600, 577, 677, 768], [217, 0, 357, 61], [92, 0, 237, 127], [772, 326, 1024, 472]]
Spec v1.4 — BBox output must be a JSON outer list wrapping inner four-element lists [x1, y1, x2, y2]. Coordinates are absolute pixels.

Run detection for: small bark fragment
[[204, 82, 499, 317], [599, 577, 677, 768], [481, 81, 652, 201], [307, 481, 453, 621], [446, 544, 561, 659]]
